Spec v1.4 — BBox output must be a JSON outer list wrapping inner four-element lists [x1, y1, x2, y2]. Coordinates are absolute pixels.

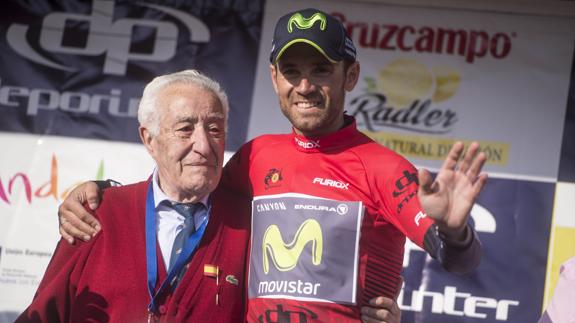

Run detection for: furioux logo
[[262, 219, 323, 274], [294, 137, 320, 149], [6, 0, 210, 75], [312, 177, 350, 190], [287, 12, 326, 33]]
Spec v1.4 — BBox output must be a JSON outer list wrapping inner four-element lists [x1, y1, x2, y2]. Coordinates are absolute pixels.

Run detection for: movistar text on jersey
[[258, 279, 321, 296]]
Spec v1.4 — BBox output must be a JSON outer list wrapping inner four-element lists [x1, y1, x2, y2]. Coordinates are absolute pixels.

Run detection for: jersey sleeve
[[369, 153, 482, 274], [372, 155, 433, 248]]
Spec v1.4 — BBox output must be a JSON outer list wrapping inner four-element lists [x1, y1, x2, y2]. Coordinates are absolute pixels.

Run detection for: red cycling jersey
[[223, 116, 480, 322]]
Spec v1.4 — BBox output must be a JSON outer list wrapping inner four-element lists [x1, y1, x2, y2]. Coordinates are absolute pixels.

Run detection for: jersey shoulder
[[350, 133, 416, 174], [251, 133, 291, 148]]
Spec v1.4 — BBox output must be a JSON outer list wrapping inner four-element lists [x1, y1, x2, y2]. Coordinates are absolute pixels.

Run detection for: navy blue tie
[[169, 203, 199, 272]]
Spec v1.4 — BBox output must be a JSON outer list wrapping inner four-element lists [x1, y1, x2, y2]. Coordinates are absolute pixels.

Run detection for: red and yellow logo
[[264, 168, 283, 189]]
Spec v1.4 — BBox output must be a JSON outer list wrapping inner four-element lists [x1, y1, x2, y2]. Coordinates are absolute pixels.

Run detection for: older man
[[16, 70, 251, 322]]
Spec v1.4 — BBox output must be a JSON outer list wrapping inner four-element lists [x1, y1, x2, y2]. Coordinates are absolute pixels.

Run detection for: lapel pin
[[204, 264, 220, 305], [204, 264, 218, 278], [226, 275, 239, 286]]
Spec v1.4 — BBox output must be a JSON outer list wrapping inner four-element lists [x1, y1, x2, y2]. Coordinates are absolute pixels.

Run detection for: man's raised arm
[[418, 141, 488, 241], [418, 141, 487, 274]]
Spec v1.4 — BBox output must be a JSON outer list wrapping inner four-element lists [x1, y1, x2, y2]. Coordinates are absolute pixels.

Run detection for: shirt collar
[[291, 115, 362, 153], [152, 168, 209, 209]]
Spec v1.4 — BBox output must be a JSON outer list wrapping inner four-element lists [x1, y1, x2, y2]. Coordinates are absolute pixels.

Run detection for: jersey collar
[[291, 115, 362, 153]]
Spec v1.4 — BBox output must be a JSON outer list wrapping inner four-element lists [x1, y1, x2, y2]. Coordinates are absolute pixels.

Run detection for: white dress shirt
[[152, 169, 209, 269]]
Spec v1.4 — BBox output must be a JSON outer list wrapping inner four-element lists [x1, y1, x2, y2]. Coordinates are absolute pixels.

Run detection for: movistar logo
[[262, 219, 323, 274], [287, 12, 327, 33]]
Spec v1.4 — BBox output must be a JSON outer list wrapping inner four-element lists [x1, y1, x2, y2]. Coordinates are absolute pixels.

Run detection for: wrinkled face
[[140, 83, 226, 202], [270, 43, 359, 137]]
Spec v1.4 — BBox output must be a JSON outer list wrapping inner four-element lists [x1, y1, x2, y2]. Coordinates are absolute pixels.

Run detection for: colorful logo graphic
[[350, 58, 460, 134], [349, 58, 510, 164], [250, 197, 361, 303], [262, 219, 323, 274], [0, 154, 105, 205], [379, 59, 460, 107], [264, 168, 283, 189], [288, 12, 327, 33]]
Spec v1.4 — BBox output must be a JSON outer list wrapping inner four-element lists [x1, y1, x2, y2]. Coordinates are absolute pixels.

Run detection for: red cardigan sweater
[[16, 180, 251, 322]]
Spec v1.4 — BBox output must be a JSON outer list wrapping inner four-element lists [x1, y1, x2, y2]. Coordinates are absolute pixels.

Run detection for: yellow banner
[[362, 131, 509, 166]]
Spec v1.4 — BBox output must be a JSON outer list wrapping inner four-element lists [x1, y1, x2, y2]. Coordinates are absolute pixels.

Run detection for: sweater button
[[159, 305, 167, 314]]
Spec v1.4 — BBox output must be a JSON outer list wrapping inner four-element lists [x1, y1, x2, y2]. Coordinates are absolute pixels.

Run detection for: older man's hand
[[58, 181, 102, 244]]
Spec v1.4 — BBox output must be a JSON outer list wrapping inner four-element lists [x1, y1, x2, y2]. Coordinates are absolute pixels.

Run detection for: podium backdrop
[[1, 1, 574, 322]]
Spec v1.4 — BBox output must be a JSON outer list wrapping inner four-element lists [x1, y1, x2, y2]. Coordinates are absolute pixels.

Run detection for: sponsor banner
[[0, 0, 263, 151], [0, 132, 154, 311], [400, 177, 554, 322], [363, 131, 509, 165], [249, 195, 362, 304], [248, 0, 575, 179], [542, 182, 575, 307]]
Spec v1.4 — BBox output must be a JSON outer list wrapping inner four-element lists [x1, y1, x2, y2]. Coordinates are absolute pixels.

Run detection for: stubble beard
[[279, 92, 346, 137]]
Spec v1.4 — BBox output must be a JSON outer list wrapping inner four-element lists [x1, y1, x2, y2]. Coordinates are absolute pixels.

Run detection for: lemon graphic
[[377, 59, 433, 108], [431, 66, 461, 103]]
